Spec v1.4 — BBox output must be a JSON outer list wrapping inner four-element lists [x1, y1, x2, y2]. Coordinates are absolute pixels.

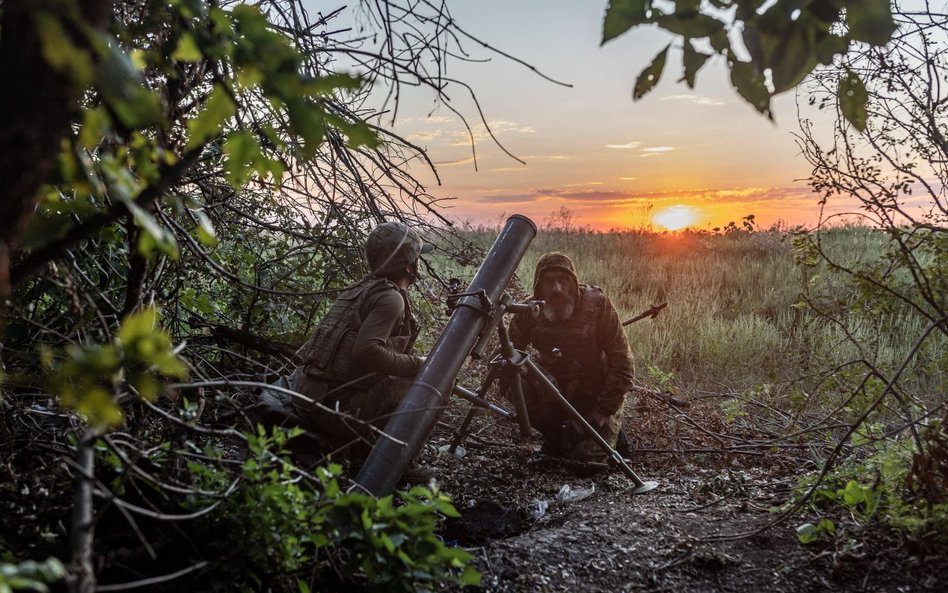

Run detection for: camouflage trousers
[[515, 367, 625, 462], [285, 368, 412, 466]]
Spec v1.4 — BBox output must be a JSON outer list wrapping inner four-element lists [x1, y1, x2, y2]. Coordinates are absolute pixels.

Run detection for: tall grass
[[443, 226, 945, 401]]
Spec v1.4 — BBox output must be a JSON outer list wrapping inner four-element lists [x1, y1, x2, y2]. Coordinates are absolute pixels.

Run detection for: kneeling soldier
[[509, 252, 635, 461]]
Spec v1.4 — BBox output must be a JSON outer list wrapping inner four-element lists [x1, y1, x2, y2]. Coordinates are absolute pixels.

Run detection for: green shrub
[[197, 427, 479, 592], [793, 429, 948, 544], [0, 556, 65, 593]]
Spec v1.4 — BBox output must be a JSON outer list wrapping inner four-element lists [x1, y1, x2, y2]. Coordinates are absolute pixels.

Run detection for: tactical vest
[[295, 276, 417, 384], [529, 285, 608, 396]]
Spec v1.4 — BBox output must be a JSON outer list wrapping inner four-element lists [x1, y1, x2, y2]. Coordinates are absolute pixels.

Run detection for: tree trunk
[[0, 0, 113, 299]]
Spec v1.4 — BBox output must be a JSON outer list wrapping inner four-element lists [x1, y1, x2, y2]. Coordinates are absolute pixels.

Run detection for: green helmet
[[365, 221, 434, 277]]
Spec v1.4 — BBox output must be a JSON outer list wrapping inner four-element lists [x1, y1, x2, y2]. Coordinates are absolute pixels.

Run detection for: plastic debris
[[555, 483, 595, 504]]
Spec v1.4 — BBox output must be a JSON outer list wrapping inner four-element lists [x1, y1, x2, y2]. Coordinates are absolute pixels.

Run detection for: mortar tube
[[353, 215, 537, 496]]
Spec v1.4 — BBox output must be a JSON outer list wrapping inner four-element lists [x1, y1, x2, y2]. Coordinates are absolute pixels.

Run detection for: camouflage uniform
[[253, 222, 431, 465], [289, 275, 421, 461], [509, 252, 635, 461]]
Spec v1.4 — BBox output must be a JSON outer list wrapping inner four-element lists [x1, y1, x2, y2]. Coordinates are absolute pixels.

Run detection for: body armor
[[529, 285, 609, 400], [295, 276, 417, 385]]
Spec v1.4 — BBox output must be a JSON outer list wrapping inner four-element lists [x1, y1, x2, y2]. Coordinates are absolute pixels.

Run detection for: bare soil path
[[422, 419, 947, 593]]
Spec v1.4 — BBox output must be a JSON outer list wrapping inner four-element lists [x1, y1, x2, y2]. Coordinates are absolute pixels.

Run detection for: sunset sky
[[346, 1, 849, 231]]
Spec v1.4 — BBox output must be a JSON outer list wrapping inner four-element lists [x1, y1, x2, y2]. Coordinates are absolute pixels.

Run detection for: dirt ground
[[418, 398, 948, 593]]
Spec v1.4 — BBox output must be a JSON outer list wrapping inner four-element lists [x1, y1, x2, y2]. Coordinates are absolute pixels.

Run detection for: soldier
[[254, 221, 433, 477], [509, 251, 635, 462]]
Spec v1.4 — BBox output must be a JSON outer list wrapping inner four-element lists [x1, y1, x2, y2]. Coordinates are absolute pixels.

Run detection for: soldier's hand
[[591, 410, 608, 428]]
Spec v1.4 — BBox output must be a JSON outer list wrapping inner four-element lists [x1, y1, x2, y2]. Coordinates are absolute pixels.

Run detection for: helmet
[[365, 221, 434, 277]]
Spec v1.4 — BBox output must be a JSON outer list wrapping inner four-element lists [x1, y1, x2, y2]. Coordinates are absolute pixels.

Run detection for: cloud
[[446, 120, 535, 147], [606, 141, 642, 149], [642, 146, 675, 153], [434, 156, 475, 167], [619, 177, 637, 181], [469, 185, 817, 209], [662, 94, 728, 106], [475, 193, 544, 204], [486, 185, 814, 206], [410, 131, 441, 141], [407, 118, 535, 148]]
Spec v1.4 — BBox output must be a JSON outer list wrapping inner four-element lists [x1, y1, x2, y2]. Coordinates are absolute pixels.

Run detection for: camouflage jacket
[[509, 285, 634, 415]]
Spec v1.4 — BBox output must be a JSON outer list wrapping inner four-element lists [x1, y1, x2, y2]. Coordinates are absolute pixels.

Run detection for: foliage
[[199, 427, 479, 592], [0, 2, 494, 591], [44, 308, 187, 426], [767, 4, 948, 549], [793, 428, 948, 544], [0, 557, 65, 593], [601, 0, 898, 129]]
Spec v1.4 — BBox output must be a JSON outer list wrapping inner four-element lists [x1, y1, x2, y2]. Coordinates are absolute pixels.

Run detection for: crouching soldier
[[252, 221, 433, 480], [508, 252, 635, 462]]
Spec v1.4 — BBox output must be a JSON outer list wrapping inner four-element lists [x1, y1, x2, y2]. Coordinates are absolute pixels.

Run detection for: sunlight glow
[[652, 204, 699, 230]]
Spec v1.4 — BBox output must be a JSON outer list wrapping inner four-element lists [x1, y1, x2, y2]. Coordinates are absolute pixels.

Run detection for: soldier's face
[[537, 269, 577, 321]]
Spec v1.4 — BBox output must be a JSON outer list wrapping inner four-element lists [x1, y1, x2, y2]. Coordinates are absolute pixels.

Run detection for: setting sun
[[652, 204, 699, 230]]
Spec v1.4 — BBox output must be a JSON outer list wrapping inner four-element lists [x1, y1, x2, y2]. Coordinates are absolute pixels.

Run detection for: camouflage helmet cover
[[365, 221, 434, 276], [532, 251, 580, 297]]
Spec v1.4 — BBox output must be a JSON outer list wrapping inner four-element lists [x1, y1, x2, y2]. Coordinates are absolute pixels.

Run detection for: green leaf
[[769, 26, 818, 93], [286, 101, 325, 159], [172, 32, 203, 62], [186, 84, 236, 150], [125, 201, 179, 258], [633, 44, 670, 100], [118, 308, 158, 344], [817, 518, 836, 534], [602, 0, 650, 44], [656, 13, 724, 38], [34, 14, 94, 85], [193, 209, 218, 247], [304, 73, 365, 95], [94, 35, 163, 128], [815, 33, 850, 65], [78, 107, 112, 149], [847, 0, 897, 46], [709, 28, 730, 53], [459, 565, 482, 586], [838, 68, 868, 131], [729, 61, 772, 117], [796, 522, 819, 544], [223, 131, 261, 187], [343, 120, 379, 149], [681, 40, 711, 88]]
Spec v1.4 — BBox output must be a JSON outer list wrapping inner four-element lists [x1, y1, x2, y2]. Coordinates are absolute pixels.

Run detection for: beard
[[542, 294, 576, 322]]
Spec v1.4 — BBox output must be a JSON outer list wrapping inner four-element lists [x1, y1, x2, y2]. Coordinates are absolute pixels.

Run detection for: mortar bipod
[[449, 293, 658, 495], [449, 295, 536, 454], [520, 356, 658, 494]]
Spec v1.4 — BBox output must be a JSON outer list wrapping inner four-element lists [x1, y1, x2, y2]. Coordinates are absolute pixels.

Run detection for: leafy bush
[[793, 426, 948, 544], [196, 427, 479, 592], [0, 556, 65, 593]]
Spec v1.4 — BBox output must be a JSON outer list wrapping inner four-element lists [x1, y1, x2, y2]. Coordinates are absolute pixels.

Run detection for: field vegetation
[[457, 222, 944, 398], [0, 1, 945, 592]]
